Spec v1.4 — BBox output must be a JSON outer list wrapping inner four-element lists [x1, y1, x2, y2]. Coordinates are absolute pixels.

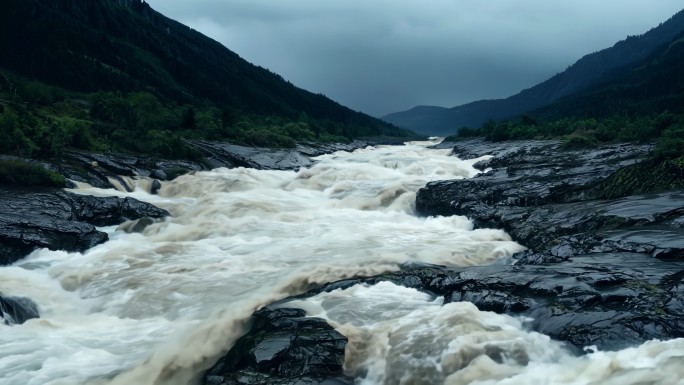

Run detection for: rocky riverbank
[[202, 139, 684, 384], [1, 139, 376, 267], [416, 139, 684, 263], [33, 140, 372, 192]]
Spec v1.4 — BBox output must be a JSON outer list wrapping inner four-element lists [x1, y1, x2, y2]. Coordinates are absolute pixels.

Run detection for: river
[[1, 140, 683, 385]]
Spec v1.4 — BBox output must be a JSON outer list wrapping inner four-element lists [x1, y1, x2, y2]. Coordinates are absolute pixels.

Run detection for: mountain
[[529, 29, 684, 120], [383, 9, 684, 136], [0, 0, 413, 158]]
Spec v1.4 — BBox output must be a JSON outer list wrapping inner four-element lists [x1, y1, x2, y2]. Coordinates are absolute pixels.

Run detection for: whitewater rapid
[[1, 140, 683, 385]]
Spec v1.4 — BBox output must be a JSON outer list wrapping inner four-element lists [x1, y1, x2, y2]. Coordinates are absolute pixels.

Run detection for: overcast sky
[[146, 1, 683, 117]]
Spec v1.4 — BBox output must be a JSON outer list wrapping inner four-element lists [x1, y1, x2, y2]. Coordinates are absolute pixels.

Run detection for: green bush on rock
[[0, 159, 65, 187], [561, 134, 599, 150]]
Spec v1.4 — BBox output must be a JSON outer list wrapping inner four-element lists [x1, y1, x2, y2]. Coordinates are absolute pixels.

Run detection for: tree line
[[450, 112, 684, 160], [0, 73, 403, 160]]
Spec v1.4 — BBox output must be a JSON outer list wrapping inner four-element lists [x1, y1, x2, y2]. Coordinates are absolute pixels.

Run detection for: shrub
[[561, 134, 599, 150], [0, 159, 65, 187], [653, 126, 684, 160], [164, 167, 190, 180]]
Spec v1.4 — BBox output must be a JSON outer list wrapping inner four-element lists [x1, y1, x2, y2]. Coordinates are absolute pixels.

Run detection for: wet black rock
[[150, 179, 162, 194], [44, 140, 374, 191], [150, 169, 168, 181], [0, 213, 108, 265], [67, 193, 169, 226], [0, 187, 169, 264], [50, 151, 204, 189], [0, 295, 39, 325], [204, 307, 352, 385], [190, 140, 371, 172], [416, 139, 683, 262], [296, 140, 371, 158], [190, 141, 314, 171]]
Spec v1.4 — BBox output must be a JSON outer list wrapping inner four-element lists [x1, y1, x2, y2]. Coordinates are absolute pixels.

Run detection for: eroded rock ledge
[[2, 140, 373, 264], [205, 307, 351, 385], [417, 139, 684, 263], [39, 140, 375, 191], [0, 187, 169, 265]]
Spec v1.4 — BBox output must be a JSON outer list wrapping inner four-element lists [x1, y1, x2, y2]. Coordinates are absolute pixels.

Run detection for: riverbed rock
[[0, 213, 108, 265], [67, 193, 169, 226], [50, 151, 204, 189], [150, 179, 162, 194], [204, 307, 352, 385], [43, 140, 374, 190], [0, 187, 169, 264], [0, 295, 40, 325], [189, 140, 371, 171]]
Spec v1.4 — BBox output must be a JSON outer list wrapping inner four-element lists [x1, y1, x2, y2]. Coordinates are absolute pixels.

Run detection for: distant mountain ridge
[[383, 9, 684, 136], [0, 0, 410, 140]]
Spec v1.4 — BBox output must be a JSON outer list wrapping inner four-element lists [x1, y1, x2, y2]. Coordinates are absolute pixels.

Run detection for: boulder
[[0, 213, 108, 265], [0, 295, 39, 325], [204, 307, 352, 385], [150, 169, 168, 181], [67, 193, 169, 226], [0, 187, 169, 264]]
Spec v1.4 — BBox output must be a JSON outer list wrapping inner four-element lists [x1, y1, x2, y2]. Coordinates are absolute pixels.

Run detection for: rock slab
[[0, 295, 39, 325], [0, 187, 169, 265], [204, 307, 352, 385]]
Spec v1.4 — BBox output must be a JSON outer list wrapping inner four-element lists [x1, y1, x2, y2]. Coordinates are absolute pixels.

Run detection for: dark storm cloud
[[146, 0, 683, 116]]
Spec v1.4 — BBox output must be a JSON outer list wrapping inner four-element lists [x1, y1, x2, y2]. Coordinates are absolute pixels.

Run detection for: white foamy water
[[1, 140, 683, 385]]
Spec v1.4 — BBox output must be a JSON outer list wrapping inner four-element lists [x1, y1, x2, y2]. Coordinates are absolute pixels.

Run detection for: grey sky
[[146, 1, 683, 117]]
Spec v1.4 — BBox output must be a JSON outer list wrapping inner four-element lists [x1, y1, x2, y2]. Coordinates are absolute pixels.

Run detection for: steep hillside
[[383, 9, 684, 136], [531, 30, 684, 120], [0, 0, 413, 159]]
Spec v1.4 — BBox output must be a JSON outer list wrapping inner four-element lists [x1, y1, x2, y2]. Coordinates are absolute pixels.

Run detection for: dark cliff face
[[383, 9, 684, 135]]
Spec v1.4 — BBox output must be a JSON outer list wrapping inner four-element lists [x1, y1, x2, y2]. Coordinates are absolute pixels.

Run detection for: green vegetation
[[0, 71, 410, 159], [163, 167, 192, 180], [585, 157, 684, 199], [0, 159, 65, 187], [653, 125, 684, 160], [449, 111, 684, 160]]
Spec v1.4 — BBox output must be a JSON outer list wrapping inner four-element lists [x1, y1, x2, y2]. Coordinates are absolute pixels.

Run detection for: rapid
[[1, 140, 683, 385]]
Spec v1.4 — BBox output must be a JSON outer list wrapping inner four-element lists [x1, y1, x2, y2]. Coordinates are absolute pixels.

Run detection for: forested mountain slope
[[0, 0, 413, 159]]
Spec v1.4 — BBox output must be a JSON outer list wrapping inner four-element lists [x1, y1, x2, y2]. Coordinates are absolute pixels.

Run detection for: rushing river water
[[2, 140, 684, 385]]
